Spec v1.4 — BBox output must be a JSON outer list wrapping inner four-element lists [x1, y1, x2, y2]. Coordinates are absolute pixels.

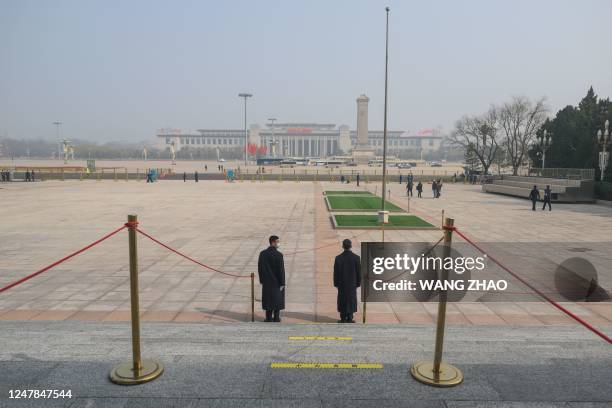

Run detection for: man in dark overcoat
[[333, 239, 361, 323], [258, 235, 285, 322]]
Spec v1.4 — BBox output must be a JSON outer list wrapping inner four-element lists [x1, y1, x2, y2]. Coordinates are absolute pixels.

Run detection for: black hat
[[342, 239, 352, 249], [269, 235, 280, 244]]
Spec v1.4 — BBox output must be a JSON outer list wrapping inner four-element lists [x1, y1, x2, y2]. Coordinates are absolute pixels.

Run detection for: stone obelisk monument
[[351, 94, 375, 164]]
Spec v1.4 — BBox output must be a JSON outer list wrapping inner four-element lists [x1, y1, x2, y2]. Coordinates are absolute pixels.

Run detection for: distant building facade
[[156, 125, 443, 158]]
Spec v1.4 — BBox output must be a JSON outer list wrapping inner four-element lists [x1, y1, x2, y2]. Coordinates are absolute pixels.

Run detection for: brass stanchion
[[110, 215, 164, 385], [441, 210, 445, 229], [250, 273, 255, 322], [125, 168, 128, 181], [114, 168, 117, 181], [411, 217, 463, 387]]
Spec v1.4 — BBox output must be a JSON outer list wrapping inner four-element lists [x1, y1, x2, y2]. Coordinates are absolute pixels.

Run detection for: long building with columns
[[155, 125, 443, 157]]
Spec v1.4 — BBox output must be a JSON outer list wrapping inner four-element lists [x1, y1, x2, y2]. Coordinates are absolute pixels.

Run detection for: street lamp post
[[53, 121, 62, 160], [597, 119, 610, 181], [380, 7, 390, 229], [239, 93, 253, 166], [268, 118, 277, 157]]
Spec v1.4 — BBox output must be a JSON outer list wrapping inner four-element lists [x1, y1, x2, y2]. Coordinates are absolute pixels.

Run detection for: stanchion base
[[410, 361, 463, 387], [110, 359, 164, 385]]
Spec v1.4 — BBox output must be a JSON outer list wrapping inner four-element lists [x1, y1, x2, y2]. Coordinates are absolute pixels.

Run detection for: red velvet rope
[[449, 226, 611, 344], [135, 228, 249, 278], [0, 225, 127, 294]]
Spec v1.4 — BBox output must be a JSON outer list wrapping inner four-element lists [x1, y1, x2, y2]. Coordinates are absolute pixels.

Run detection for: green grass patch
[[334, 214, 434, 228], [327, 195, 403, 212], [324, 190, 373, 195]]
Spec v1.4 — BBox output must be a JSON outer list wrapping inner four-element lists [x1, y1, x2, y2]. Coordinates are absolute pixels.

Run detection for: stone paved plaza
[[0, 179, 611, 333], [1, 178, 611, 407]]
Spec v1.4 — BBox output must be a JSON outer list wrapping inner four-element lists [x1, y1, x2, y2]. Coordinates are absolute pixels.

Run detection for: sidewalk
[[1, 321, 610, 407]]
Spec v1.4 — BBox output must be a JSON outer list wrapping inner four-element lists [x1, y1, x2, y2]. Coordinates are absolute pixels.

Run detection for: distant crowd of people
[[0, 169, 36, 182], [529, 185, 553, 211], [1, 169, 11, 182], [401, 174, 443, 199]]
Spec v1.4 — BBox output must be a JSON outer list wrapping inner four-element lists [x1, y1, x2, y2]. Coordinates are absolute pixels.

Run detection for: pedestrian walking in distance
[[258, 235, 285, 322], [529, 185, 540, 211], [334, 239, 361, 323], [542, 185, 552, 211], [416, 181, 423, 198], [432, 180, 438, 198], [194, 171, 199, 183], [183, 172, 187, 182], [356, 174, 360, 187], [407, 179, 413, 197]]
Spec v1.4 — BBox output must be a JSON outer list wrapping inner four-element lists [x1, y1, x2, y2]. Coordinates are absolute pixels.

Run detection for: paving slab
[[0, 321, 610, 407]]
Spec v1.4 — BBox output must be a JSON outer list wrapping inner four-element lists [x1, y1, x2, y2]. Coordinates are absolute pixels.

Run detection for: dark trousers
[[417, 191, 422, 198], [532, 200, 537, 211], [407, 189, 412, 197], [542, 198, 551, 211], [265, 309, 280, 322]]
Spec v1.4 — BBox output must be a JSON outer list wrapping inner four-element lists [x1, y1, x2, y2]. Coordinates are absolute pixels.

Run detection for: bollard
[[441, 210, 445, 229], [137, 168, 140, 182], [251, 273, 255, 322], [362, 298, 367, 324], [61, 168, 65, 181], [97, 170, 101, 182], [110, 215, 164, 385], [411, 217, 463, 387], [125, 168, 128, 181], [114, 168, 117, 182], [407, 194, 410, 213]]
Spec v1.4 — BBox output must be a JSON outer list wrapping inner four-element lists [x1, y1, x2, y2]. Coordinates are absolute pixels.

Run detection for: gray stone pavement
[[1, 180, 611, 328], [0, 320, 611, 407]]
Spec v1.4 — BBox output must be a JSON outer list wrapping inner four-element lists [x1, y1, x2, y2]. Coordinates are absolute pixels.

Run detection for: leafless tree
[[499, 96, 548, 175], [450, 107, 500, 175]]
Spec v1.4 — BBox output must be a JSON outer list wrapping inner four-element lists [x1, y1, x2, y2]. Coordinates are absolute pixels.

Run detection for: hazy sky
[[1, 0, 611, 143]]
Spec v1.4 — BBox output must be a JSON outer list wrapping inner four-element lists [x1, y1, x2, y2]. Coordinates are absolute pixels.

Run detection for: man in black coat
[[529, 185, 540, 211], [333, 239, 361, 323], [542, 185, 552, 211], [258, 235, 285, 322]]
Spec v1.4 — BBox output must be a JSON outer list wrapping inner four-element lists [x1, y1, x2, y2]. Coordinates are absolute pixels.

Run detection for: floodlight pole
[[239, 93, 253, 167], [380, 6, 390, 241]]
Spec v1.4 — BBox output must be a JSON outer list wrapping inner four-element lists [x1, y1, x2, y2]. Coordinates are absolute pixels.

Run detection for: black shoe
[[264, 318, 273, 322], [347, 320, 355, 323], [273, 318, 281, 323], [337, 319, 346, 323]]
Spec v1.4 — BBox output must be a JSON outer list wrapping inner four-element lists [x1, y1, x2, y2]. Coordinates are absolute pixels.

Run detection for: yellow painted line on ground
[[271, 363, 383, 369], [288, 336, 352, 341]]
